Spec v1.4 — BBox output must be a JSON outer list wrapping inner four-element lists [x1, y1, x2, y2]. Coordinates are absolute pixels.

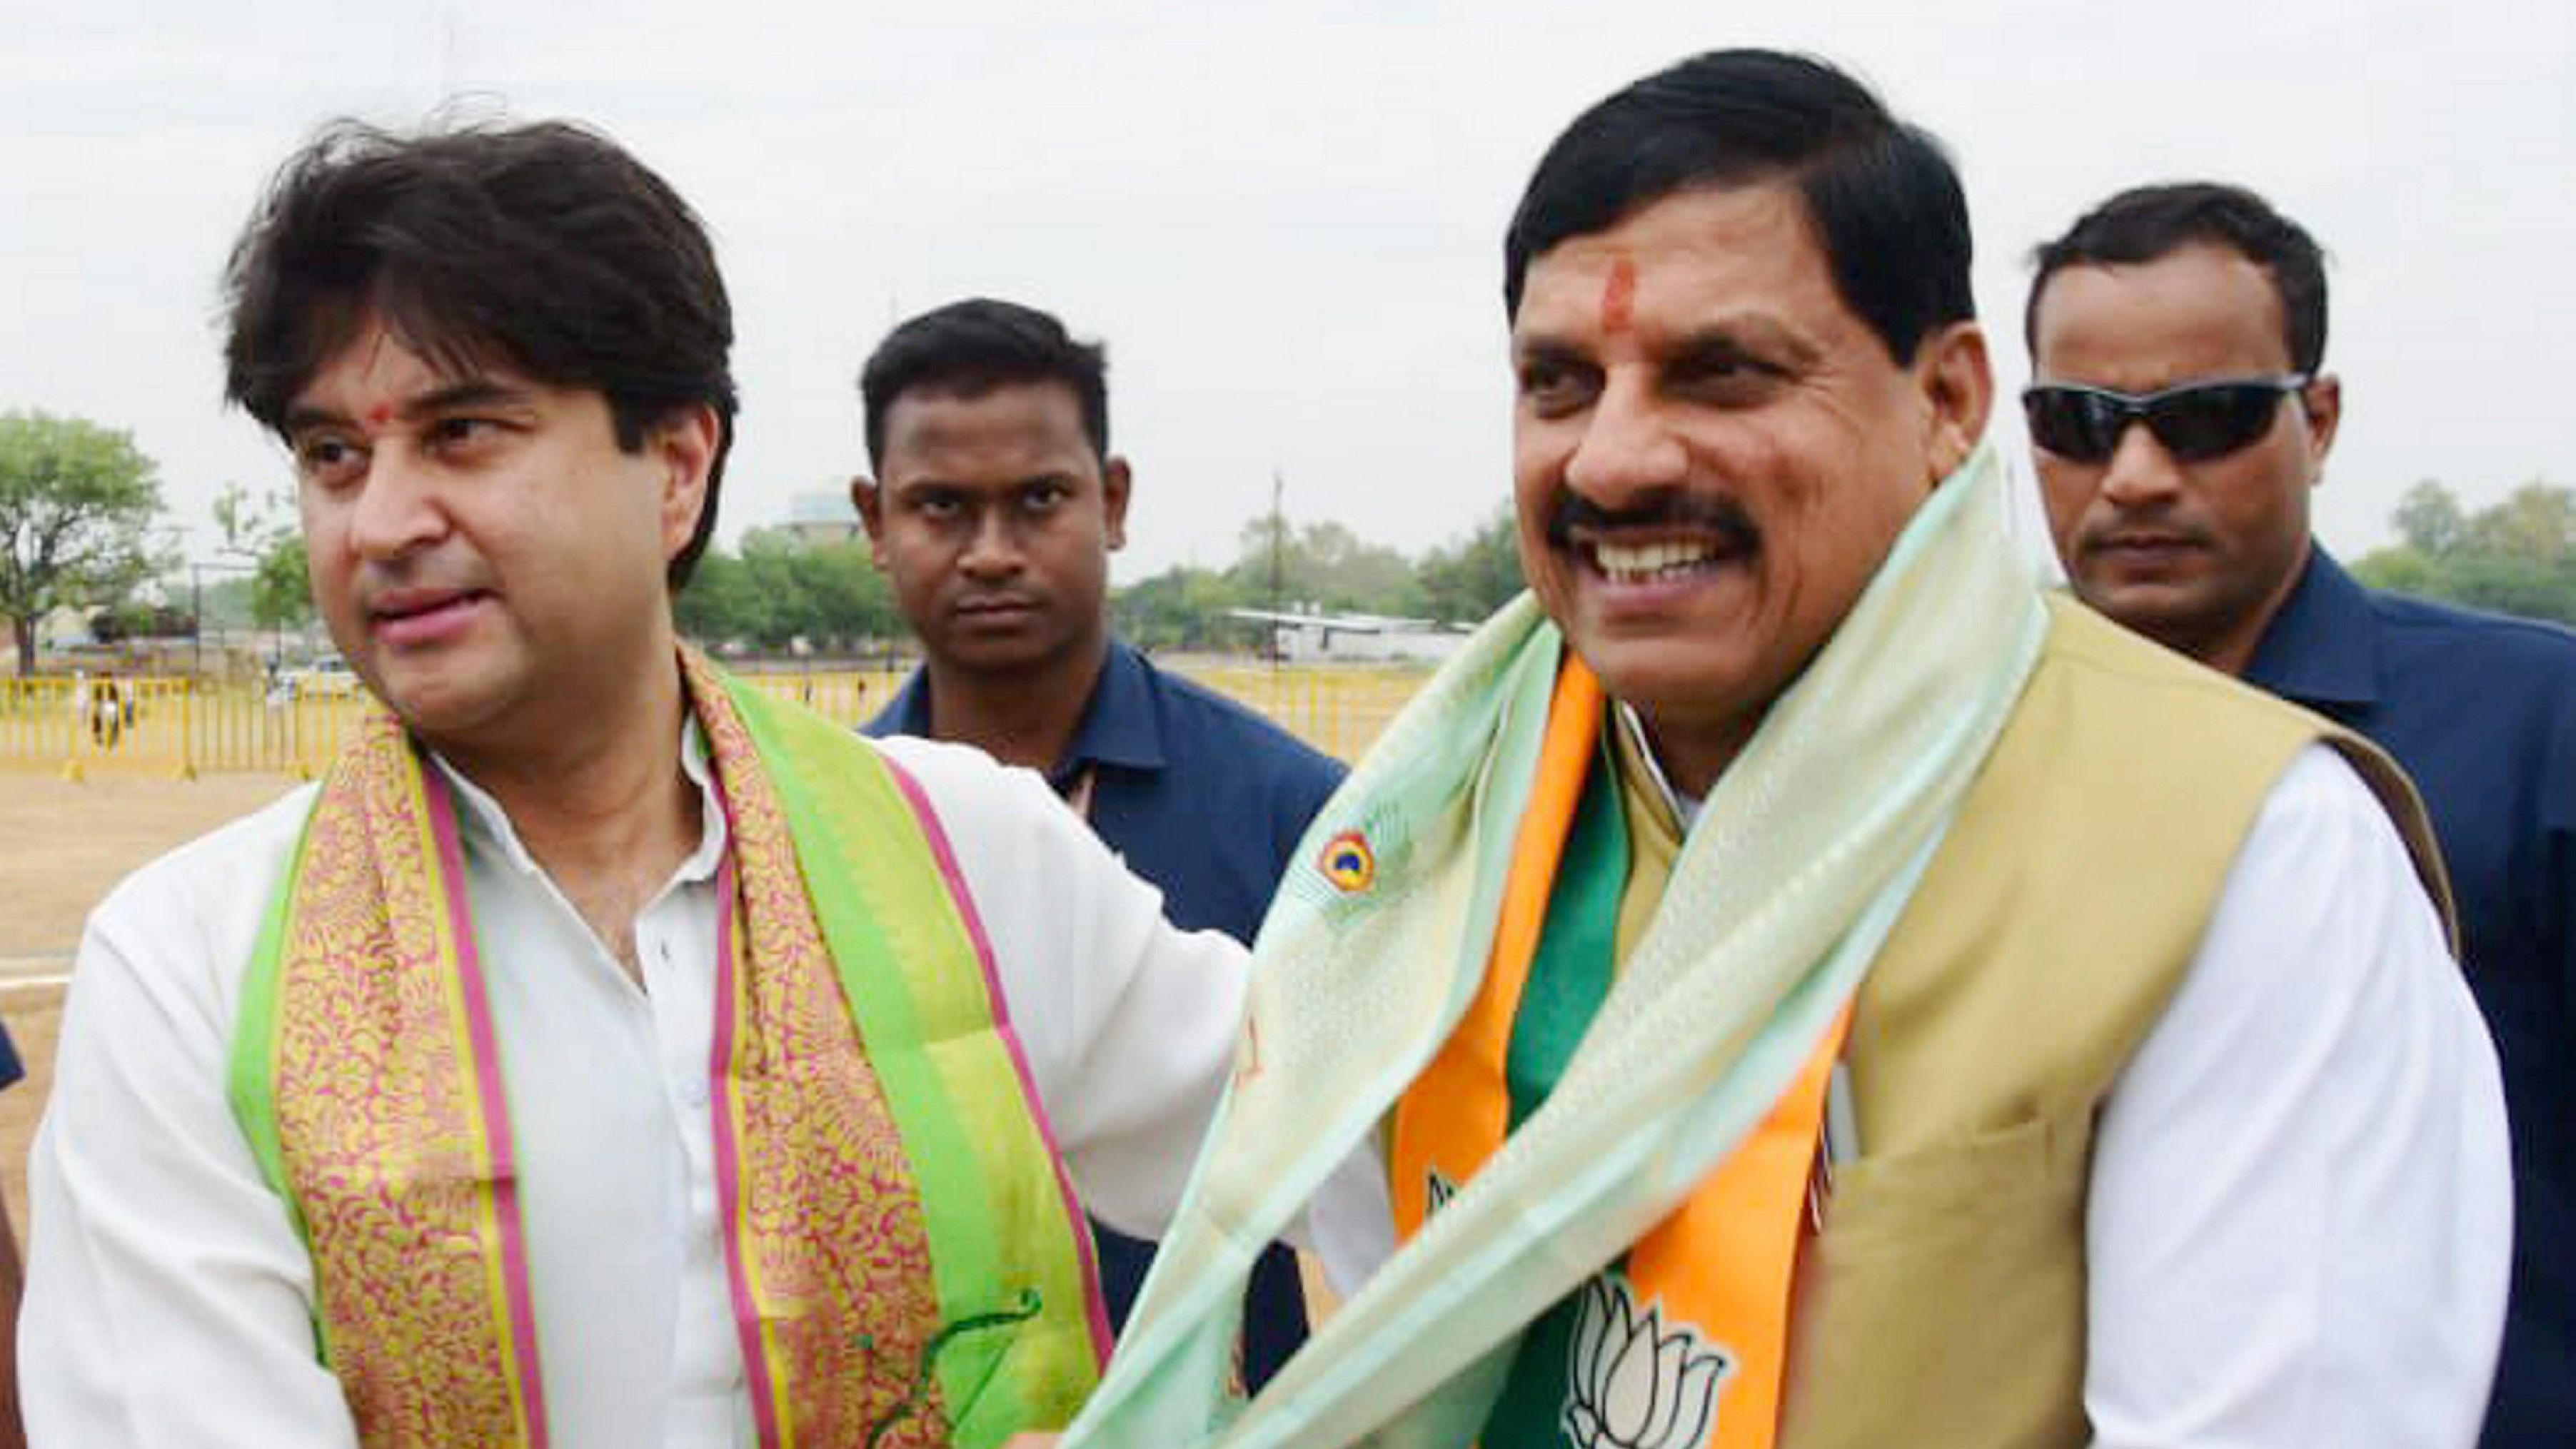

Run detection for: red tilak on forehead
[[364, 403, 395, 428], [1600, 258, 1637, 334]]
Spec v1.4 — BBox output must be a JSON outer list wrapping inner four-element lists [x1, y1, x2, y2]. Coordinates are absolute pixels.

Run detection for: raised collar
[[430, 715, 728, 887], [1611, 697, 1699, 839], [872, 638, 1167, 784], [2241, 545, 2380, 710], [1053, 639, 1167, 782]]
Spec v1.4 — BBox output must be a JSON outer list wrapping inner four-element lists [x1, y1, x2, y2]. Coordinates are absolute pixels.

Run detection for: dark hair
[[2026, 182, 2328, 373], [858, 298, 1109, 471], [221, 118, 738, 587], [1503, 49, 1974, 363]]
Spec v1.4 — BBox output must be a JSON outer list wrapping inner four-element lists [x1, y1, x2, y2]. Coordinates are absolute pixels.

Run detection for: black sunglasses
[[2022, 375, 2312, 465]]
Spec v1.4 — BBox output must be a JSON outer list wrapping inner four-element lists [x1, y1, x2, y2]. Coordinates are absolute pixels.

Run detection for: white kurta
[[2078, 746, 2510, 1447], [23, 732, 1282, 1448]]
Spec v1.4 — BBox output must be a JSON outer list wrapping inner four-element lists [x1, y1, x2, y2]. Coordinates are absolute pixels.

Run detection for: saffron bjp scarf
[[1060, 443, 2047, 1449], [227, 650, 1107, 1449], [1389, 659, 1855, 1449]]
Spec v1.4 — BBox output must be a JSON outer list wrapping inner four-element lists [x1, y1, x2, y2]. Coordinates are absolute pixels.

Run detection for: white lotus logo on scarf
[[1561, 1275, 1734, 1449]]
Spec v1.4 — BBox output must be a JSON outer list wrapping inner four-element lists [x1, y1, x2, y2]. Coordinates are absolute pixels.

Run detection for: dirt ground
[[0, 772, 304, 1238]]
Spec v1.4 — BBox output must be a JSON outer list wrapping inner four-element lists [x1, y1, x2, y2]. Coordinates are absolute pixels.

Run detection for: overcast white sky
[[5, 1, 2570, 583]]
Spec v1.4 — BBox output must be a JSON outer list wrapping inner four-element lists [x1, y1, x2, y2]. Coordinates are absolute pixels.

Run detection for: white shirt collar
[[1614, 699, 1704, 832], [428, 717, 730, 887]]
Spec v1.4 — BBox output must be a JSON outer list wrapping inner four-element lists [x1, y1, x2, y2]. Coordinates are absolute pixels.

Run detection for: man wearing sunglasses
[[2028, 181, 2576, 1449]]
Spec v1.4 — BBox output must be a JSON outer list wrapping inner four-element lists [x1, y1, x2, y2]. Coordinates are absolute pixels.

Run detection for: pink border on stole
[[882, 757, 1116, 1366], [705, 847, 791, 1448], [423, 769, 552, 1448]]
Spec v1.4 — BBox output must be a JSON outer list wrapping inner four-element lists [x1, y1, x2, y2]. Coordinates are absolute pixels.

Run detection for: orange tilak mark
[[364, 403, 395, 428], [1599, 258, 1637, 334]]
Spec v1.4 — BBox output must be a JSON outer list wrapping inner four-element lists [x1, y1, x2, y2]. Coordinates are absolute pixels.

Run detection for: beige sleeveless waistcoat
[[1756, 598, 2450, 1449]]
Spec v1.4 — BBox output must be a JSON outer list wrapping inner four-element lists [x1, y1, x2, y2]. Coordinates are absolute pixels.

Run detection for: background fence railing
[[0, 662, 1429, 777]]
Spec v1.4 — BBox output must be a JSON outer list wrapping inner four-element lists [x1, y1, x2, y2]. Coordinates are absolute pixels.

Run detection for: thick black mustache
[[1545, 493, 1762, 554]]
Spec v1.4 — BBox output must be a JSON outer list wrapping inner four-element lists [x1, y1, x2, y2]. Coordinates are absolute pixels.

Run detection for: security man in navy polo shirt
[[2025, 181, 2576, 1448], [852, 298, 1344, 1391]]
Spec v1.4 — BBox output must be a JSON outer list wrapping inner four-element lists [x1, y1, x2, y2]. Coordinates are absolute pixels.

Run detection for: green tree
[[1417, 505, 1525, 625], [2348, 545, 2436, 596], [678, 530, 900, 653], [1114, 565, 1254, 652], [2437, 553, 2576, 622], [2467, 480, 2576, 562], [2391, 480, 2466, 555], [213, 483, 314, 632], [1114, 506, 1521, 651], [675, 547, 765, 646], [759, 535, 900, 651], [199, 574, 260, 632], [0, 410, 168, 675], [251, 535, 313, 632], [1227, 517, 1426, 617], [2353, 478, 2576, 625]]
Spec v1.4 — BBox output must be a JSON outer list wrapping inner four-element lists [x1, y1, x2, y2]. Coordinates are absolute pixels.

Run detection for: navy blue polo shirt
[[867, 639, 1346, 1390], [2245, 548, 2576, 1448]]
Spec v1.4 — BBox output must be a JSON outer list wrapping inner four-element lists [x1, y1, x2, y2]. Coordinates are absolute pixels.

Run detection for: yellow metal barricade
[[20, 675, 197, 781], [1, 674, 363, 779], [729, 667, 912, 729], [0, 676, 81, 777], [1174, 664, 1427, 761], [0, 662, 1430, 776]]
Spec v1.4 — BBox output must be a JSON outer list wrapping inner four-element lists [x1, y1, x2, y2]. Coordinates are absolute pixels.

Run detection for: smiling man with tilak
[[1032, 49, 2509, 1449]]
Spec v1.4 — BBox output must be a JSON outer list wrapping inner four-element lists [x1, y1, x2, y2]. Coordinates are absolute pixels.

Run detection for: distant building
[[1226, 607, 1470, 665], [37, 605, 91, 651], [780, 489, 863, 545]]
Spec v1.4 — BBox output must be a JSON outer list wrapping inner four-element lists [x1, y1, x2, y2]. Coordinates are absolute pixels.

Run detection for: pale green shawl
[[1068, 445, 2048, 1448]]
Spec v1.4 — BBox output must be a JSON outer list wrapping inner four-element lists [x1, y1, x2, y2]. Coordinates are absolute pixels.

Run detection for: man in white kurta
[[19, 116, 1379, 1449], [26, 729, 1274, 1447]]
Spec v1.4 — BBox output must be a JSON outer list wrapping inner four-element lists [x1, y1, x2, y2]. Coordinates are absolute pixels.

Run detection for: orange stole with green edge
[[1389, 660, 1845, 1449], [226, 654, 1108, 1449]]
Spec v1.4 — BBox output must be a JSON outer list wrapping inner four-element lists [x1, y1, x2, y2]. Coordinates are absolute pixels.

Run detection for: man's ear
[[2299, 374, 2342, 485], [655, 403, 723, 563], [851, 474, 889, 566], [1916, 320, 1994, 483], [1102, 456, 1132, 552]]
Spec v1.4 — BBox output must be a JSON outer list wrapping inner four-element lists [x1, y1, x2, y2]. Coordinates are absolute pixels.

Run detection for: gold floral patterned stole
[[229, 652, 1107, 1448]]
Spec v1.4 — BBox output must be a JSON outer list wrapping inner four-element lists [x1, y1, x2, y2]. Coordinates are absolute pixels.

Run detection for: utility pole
[[187, 557, 256, 680], [1268, 470, 1286, 667]]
